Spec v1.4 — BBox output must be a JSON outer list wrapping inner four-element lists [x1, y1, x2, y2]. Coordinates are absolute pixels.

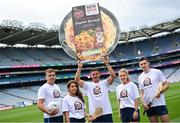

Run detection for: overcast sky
[[0, 0, 180, 31]]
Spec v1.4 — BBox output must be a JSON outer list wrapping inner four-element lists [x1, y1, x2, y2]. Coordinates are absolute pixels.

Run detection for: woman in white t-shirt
[[62, 80, 86, 123], [116, 68, 140, 123]]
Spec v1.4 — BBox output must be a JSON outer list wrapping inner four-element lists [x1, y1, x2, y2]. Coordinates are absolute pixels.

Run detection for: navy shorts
[[44, 115, 63, 123], [92, 114, 113, 123], [120, 108, 140, 123], [70, 117, 85, 123], [147, 105, 168, 117]]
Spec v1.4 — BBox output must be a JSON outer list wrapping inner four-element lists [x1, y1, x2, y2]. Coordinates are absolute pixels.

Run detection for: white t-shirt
[[62, 95, 85, 119], [138, 68, 166, 107], [83, 79, 112, 115], [38, 83, 62, 118], [116, 82, 140, 109]]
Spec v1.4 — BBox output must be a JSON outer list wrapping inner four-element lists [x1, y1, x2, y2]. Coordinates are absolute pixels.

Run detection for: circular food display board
[[59, 6, 120, 60]]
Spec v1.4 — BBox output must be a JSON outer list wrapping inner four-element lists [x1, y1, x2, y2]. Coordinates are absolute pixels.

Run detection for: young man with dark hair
[[75, 56, 116, 123], [37, 68, 63, 123], [138, 57, 169, 122]]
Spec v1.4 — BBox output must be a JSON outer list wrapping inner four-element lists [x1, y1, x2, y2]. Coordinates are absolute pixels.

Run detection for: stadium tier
[[0, 19, 179, 107], [0, 33, 179, 66]]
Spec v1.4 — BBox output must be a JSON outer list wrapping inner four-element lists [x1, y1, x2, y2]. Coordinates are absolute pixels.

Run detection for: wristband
[[105, 63, 110, 66]]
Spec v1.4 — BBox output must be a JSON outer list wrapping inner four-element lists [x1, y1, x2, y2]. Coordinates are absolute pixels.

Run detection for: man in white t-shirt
[[37, 68, 63, 123], [75, 56, 116, 123], [138, 57, 169, 122]]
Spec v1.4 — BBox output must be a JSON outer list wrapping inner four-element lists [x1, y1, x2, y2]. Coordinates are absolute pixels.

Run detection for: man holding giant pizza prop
[[75, 54, 116, 123]]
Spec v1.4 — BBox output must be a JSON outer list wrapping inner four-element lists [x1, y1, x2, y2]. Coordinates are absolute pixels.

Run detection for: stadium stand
[[0, 18, 179, 107], [0, 33, 179, 66]]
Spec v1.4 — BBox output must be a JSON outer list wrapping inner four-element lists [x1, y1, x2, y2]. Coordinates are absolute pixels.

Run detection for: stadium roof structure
[[0, 18, 180, 47]]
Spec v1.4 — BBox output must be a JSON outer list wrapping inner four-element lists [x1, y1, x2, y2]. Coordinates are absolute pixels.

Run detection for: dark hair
[[67, 80, 85, 103], [138, 57, 149, 63], [90, 68, 100, 73]]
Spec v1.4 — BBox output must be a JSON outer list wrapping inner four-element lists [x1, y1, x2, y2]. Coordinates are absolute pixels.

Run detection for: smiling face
[[45, 70, 56, 85], [90, 70, 101, 83], [68, 82, 78, 96], [139, 59, 150, 72], [119, 69, 130, 84]]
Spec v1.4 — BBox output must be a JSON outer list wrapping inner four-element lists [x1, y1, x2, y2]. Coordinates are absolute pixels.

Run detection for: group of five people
[[37, 56, 169, 123]]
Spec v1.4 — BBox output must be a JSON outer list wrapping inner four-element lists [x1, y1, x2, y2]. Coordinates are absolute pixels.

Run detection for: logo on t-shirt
[[74, 101, 83, 110], [143, 77, 152, 87], [93, 86, 102, 95], [120, 89, 128, 98], [53, 89, 61, 98]]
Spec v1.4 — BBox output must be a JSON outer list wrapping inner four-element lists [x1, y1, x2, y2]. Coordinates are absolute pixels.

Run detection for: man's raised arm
[[102, 56, 116, 85], [75, 62, 85, 88]]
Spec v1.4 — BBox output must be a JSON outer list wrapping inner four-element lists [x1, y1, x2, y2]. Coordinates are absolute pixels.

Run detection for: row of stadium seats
[[0, 58, 179, 84], [110, 33, 180, 60], [0, 48, 76, 66], [0, 33, 179, 66]]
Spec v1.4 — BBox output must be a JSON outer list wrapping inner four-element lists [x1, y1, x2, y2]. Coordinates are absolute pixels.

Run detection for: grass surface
[[0, 82, 179, 122]]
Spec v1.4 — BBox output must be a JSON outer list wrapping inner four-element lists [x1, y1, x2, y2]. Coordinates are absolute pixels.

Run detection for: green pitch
[[0, 82, 180, 122]]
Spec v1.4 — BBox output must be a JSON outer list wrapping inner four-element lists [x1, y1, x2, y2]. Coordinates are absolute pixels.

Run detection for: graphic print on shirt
[[93, 85, 102, 96], [74, 100, 83, 110], [120, 89, 128, 98], [143, 77, 152, 88], [53, 89, 61, 98]]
